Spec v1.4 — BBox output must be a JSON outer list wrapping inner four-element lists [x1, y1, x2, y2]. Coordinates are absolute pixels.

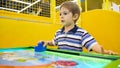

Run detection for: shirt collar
[[61, 25, 78, 34]]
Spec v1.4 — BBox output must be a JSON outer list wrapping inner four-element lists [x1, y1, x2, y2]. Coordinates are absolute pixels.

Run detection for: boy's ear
[[73, 14, 78, 21]]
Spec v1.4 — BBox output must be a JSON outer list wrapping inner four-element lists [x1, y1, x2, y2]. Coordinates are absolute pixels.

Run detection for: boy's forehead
[[60, 7, 69, 12]]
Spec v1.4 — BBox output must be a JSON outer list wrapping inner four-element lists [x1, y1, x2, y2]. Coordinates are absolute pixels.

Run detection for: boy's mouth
[[61, 20, 65, 23]]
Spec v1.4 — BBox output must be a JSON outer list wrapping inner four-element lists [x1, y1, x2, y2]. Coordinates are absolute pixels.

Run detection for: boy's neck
[[64, 24, 75, 33]]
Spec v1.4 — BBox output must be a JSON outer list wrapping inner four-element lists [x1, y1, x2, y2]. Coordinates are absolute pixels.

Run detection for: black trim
[[47, 49, 80, 55], [76, 31, 84, 33]]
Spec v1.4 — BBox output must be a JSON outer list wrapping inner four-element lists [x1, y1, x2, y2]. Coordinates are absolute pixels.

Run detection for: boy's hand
[[91, 44, 118, 55], [38, 41, 47, 47], [104, 50, 118, 55]]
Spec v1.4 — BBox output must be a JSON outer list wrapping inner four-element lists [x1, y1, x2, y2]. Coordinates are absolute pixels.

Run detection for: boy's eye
[[60, 12, 68, 16], [60, 13, 61, 16], [63, 13, 67, 15]]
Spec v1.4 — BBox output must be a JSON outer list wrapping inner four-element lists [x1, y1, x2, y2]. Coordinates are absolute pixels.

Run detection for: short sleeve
[[81, 30, 98, 51]]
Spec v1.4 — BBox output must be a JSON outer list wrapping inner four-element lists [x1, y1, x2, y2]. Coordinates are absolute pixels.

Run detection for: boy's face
[[60, 7, 75, 27]]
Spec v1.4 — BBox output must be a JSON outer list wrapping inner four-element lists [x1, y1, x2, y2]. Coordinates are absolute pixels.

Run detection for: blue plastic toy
[[34, 41, 46, 52]]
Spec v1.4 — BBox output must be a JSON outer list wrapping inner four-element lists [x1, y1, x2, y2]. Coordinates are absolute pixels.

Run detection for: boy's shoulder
[[76, 26, 88, 34], [56, 29, 62, 33]]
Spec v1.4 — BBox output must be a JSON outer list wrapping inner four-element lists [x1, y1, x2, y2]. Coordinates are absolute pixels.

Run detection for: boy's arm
[[91, 43, 118, 55]]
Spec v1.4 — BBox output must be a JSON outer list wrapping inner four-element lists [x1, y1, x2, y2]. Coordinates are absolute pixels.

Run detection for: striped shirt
[[52, 25, 97, 51]]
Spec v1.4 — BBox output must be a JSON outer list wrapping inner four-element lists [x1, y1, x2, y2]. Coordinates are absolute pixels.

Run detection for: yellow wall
[[81, 9, 120, 53], [0, 10, 61, 48], [0, 9, 120, 53]]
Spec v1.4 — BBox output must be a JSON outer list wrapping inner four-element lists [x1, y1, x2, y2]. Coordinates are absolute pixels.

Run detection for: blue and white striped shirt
[[53, 25, 97, 51]]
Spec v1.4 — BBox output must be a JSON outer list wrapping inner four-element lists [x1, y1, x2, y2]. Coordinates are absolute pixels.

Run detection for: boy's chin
[[63, 24, 70, 27], [61, 22, 70, 27], [61, 22, 66, 25], [61, 23, 67, 26]]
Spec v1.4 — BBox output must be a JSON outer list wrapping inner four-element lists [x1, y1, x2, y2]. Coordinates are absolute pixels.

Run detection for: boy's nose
[[60, 15, 64, 19]]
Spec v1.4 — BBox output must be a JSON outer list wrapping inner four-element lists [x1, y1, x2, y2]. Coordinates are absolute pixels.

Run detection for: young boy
[[41, 1, 117, 55]]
